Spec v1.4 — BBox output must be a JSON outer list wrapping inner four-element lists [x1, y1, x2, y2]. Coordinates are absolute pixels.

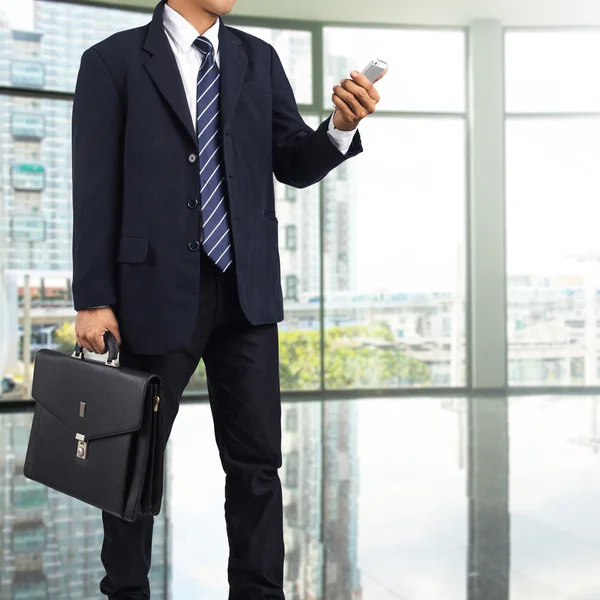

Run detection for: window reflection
[[0, 413, 169, 598]]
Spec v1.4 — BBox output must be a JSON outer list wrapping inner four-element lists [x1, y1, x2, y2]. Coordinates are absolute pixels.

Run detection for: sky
[[0, 0, 34, 29]]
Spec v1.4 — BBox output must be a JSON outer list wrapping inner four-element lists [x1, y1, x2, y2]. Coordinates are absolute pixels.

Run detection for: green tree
[[279, 323, 430, 390], [54, 321, 76, 354], [191, 322, 430, 392], [51, 319, 430, 392]]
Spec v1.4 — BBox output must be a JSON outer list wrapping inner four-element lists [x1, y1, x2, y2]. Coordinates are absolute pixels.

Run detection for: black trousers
[[100, 252, 285, 600]]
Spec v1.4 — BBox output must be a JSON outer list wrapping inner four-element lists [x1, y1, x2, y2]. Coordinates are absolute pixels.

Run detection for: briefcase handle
[[72, 330, 120, 367]]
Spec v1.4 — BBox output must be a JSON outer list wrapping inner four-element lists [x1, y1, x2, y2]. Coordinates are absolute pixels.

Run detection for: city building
[[0, 3, 148, 274]]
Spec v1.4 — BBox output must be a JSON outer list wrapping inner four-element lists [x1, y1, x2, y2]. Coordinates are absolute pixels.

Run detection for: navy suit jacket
[[71, 0, 363, 355]]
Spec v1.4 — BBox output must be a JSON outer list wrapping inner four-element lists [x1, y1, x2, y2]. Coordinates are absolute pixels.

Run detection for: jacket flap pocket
[[32, 349, 153, 441], [117, 234, 148, 263]]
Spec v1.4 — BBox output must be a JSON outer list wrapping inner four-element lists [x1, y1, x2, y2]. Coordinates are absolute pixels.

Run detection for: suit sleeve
[[71, 48, 123, 311], [270, 46, 363, 189]]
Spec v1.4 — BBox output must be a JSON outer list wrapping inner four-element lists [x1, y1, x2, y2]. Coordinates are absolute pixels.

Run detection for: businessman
[[72, 0, 385, 597]]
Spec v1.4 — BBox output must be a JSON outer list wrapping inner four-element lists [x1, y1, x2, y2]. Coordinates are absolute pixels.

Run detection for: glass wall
[[322, 28, 467, 388], [0, 2, 156, 402], [506, 30, 600, 386], [0, 1, 469, 401], [11, 9, 600, 393], [232, 25, 313, 105]]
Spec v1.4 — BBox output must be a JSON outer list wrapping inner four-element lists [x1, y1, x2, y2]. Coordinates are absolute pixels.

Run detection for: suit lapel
[[219, 21, 247, 126], [142, 0, 196, 145]]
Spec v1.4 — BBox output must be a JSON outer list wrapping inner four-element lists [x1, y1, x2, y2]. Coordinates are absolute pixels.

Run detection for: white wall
[[233, 0, 600, 26], [90, 0, 600, 26]]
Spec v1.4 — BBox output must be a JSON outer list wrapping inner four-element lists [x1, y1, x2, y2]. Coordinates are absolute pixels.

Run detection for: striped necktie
[[193, 36, 234, 271]]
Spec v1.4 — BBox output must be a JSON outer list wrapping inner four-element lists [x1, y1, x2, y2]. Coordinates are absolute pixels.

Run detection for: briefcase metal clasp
[[76, 433, 88, 460]]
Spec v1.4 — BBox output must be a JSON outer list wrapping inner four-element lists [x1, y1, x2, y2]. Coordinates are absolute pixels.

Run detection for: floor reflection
[[3, 395, 600, 599], [170, 398, 470, 600], [0, 412, 168, 599]]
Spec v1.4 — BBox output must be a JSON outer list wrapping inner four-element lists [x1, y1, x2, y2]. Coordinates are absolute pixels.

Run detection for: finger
[[341, 78, 379, 107], [333, 86, 362, 116], [349, 70, 373, 88], [332, 94, 356, 122], [95, 331, 107, 355], [333, 86, 368, 119], [349, 71, 380, 100], [85, 331, 105, 355], [80, 338, 95, 354]]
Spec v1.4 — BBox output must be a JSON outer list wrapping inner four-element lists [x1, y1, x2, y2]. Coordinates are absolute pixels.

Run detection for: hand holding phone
[[331, 58, 388, 131]]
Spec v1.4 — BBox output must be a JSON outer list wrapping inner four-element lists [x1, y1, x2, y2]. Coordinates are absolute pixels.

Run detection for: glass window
[[12, 578, 48, 600], [506, 118, 600, 385], [506, 31, 600, 113], [323, 28, 466, 113], [284, 450, 300, 488], [274, 115, 322, 392], [12, 522, 46, 553], [230, 25, 312, 105], [285, 274, 299, 302], [285, 408, 299, 432], [10, 60, 46, 88], [12, 475, 48, 508], [323, 117, 466, 389], [11, 113, 46, 139], [11, 163, 45, 191], [0, 96, 74, 402], [285, 224, 297, 251], [285, 187, 297, 203]]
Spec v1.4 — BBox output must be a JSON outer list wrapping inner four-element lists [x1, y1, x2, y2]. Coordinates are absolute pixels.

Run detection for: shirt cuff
[[326, 110, 357, 155]]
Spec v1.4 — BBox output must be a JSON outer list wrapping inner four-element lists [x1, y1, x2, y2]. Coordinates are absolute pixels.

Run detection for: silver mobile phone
[[362, 59, 388, 83]]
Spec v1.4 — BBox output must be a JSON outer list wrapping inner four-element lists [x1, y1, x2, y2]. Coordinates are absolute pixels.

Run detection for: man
[[72, 0, 386, 598]]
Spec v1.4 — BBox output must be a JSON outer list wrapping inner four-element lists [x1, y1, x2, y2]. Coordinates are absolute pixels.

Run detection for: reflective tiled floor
[[3, 395, 600, 599]]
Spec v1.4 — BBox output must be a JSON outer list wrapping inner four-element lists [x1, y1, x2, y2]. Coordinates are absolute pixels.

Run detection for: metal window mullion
[[321, 22, 466, 32], [468, 20, 507, 390], [464, 27, 473, 390], [505, 25, 600, 33], [224, 15, 318, 31], [312, 26, 327, 395], [507, 112, 600, 119], [315, 27, 328, 598]]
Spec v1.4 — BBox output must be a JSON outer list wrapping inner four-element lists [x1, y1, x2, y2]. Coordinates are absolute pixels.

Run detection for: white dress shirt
[[162, 3, 356, 154]]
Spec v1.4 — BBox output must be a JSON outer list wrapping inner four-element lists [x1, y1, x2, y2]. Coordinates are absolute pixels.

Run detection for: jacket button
[[188, 241, 200, 251], [188, 153, 197, 164], [187, 197, 199, 209]]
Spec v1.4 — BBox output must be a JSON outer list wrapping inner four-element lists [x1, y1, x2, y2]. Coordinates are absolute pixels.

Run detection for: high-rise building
[[0, 3, 148, 274], [280, 400, 362, 600], [322, 401, 361, 600], [281, 402, 323, 600]]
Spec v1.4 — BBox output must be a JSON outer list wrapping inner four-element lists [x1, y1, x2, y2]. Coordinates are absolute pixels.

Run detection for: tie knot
[[193, 36, 213, 56]]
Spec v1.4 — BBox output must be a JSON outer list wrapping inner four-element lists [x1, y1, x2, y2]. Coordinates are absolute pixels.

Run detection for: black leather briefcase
[[24, 332, 165, 522]]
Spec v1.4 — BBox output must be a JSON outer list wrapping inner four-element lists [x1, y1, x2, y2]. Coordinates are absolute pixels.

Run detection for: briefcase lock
[[76, 433, 88, 460]]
